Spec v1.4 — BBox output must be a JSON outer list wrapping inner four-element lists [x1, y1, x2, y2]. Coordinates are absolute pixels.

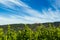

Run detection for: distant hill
[[0, 22, 60, 32]]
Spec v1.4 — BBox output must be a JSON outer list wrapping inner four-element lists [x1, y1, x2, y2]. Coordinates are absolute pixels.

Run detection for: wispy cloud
[[0, 0, 60, 25], [0, 0, 30, 8], [49, 0, 60, 9], [0, 16, 34, 25]]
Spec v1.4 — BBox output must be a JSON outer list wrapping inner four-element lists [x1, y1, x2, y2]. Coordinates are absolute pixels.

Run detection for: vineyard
[[0, 24, 60, 40]]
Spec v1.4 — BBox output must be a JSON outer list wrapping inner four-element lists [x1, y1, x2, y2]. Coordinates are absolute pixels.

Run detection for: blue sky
[[0, 0, 60, 25]]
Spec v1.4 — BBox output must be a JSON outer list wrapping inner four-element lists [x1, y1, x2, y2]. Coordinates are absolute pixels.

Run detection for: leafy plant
[[0, 24, 60, 40]]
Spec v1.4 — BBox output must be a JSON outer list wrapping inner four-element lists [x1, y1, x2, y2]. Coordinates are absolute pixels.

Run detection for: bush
[[0, 24, 60, 40]]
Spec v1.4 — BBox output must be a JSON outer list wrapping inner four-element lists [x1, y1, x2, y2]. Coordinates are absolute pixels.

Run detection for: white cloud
[[49, 0, 60, 9], [0, 16, 34, 25], [0, 0, 30, 10], [24, 8, 60, 22], [0, 0, 60, 25], [54, 0, 60, 8]]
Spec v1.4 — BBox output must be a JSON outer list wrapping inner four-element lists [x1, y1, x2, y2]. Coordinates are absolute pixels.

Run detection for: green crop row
[[0, 24, 60, 40]]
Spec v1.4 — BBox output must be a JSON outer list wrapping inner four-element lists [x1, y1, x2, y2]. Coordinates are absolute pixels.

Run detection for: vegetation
[[0, 24, 60, 40]]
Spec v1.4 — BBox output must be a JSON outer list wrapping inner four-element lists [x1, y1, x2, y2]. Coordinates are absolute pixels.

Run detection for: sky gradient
[[0, 0, 60, 25]]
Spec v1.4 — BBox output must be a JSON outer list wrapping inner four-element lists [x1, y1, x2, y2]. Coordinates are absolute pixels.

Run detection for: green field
[[0, 24, 60, 40]]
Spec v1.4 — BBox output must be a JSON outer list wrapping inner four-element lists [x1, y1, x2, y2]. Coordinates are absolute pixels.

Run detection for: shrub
[[0, 24, 60, 40]]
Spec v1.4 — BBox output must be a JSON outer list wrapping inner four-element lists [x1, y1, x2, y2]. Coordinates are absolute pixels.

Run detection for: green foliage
[[0, 28, 4, 40], [0, 24, 60, 40]]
